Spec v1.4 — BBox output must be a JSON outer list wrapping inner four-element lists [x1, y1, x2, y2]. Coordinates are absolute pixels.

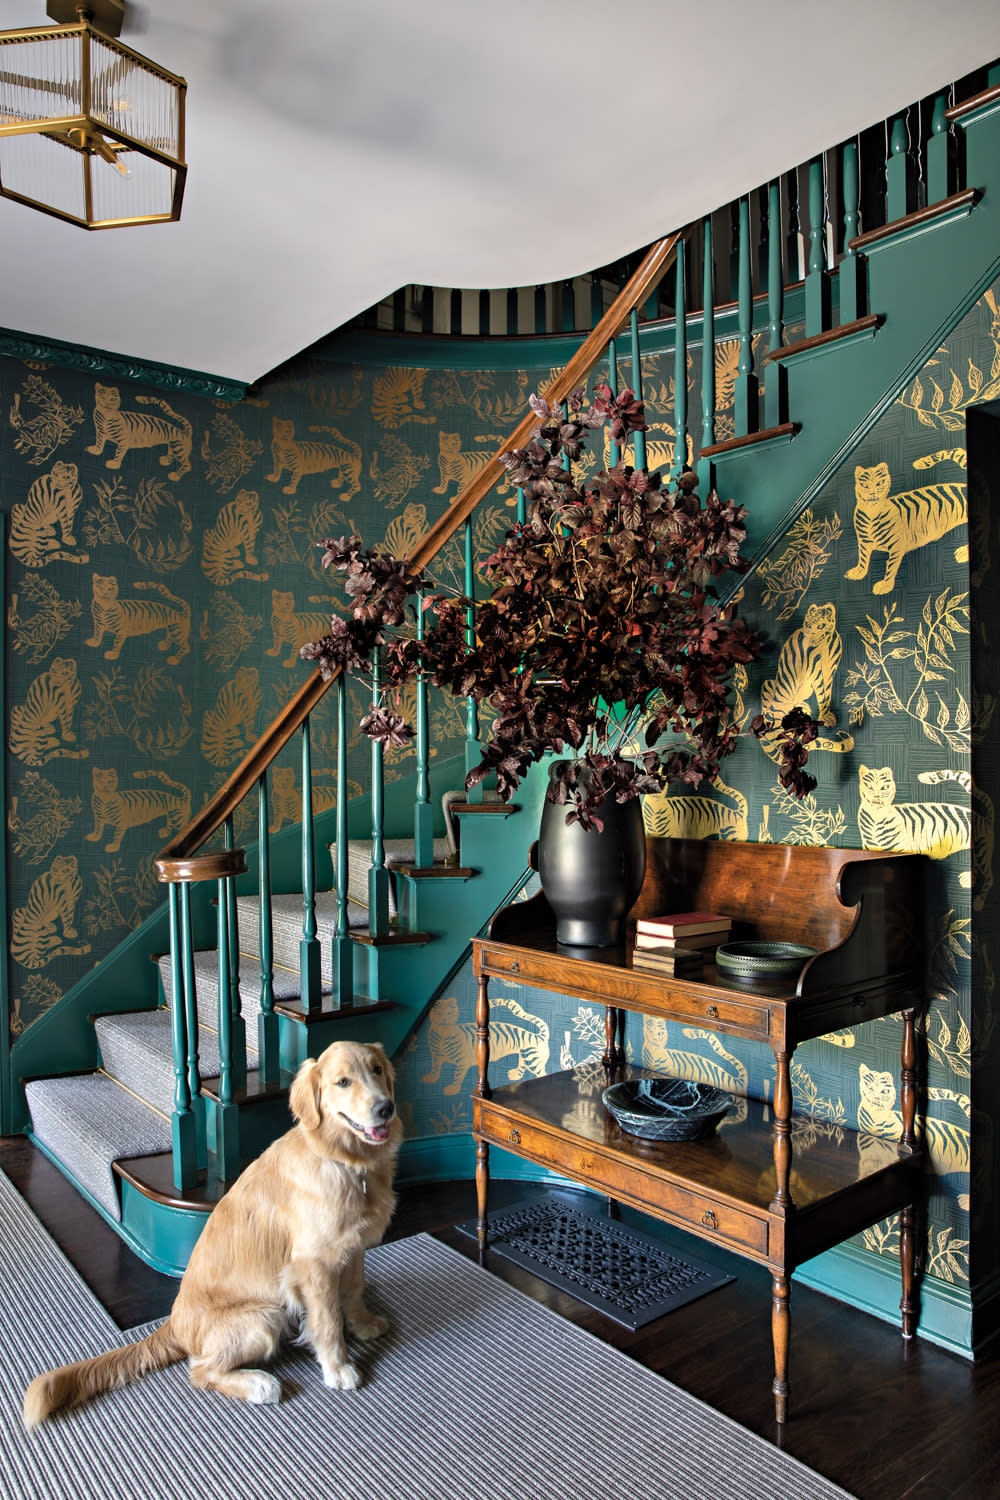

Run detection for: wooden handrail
[[155, 230, 684, 873]]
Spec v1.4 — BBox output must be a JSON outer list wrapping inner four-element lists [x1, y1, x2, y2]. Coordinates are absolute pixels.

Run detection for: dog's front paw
[[322, 1361, 361, 1391], [349, 1313, 390, 1341], [245, 1370, 282, 1405]]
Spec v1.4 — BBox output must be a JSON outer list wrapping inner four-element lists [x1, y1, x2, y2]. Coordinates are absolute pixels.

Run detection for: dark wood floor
[[2, 1135, 997, 1500]]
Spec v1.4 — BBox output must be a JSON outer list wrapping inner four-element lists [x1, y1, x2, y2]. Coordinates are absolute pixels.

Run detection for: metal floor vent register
[[458, 1196, 733, 1330]]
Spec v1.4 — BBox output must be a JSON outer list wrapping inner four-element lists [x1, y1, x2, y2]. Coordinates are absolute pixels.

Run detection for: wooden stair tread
[[764, 314, 883, 364], [849, 188, 981, 253], [114, 1152, 235, 1213], [701, 422, 798, 458], [272, 996, 395, 1024]]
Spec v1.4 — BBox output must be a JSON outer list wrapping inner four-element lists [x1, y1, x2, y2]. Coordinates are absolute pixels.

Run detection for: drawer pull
[[706, 1004, 719, 1019], [701, 1210, 719, 1230], [507, 1128, 521, 1145], [510, 960, 520, 974]]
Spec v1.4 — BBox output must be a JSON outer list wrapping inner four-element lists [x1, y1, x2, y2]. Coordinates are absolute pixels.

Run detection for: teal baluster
[[629, 310, 647, 471], [167, 883, 197, 1191], [368, 647, 391, 936], [463, 518, 483, 804], [332, 675, 353, 1006], [839, 139, 865, 325], [516, 485, 526, 524], [215, 869, 239, 1179], [414, 588, 434, 868], [805, 156, 831, 335], [223, 815, 246, 1093], [733, 197, 758, 438], [179, 880, 205, 1166], [256, 772, 279, 1088], [671, 235, 687, 479], [764, 181, 787, 428], [926, 93, 956, 205], [299, 717, 321, 1012], [886, 112, 917, 222], [606, 335, 621, 469], [698, 216, 715, 492]]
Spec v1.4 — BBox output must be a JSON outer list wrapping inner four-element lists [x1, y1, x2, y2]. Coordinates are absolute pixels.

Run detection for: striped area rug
[[0, 1170, 855, 1500]]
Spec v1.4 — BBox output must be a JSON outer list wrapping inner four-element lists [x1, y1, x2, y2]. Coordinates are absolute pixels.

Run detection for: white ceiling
[[2, 0, 1000, 387]]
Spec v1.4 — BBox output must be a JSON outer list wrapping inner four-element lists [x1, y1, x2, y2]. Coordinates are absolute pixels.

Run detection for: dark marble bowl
[[602, 1077, 733, 1142], [715, 940, 816, 983]]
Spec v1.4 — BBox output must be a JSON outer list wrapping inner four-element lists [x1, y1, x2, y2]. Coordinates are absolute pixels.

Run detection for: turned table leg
[[772, 1272, 791, 1425], [474, 973, 492, 1261], [899, 1201, 917, 1338], [770, 1050, 794, 1213], [603, 1006, 625, 1068]]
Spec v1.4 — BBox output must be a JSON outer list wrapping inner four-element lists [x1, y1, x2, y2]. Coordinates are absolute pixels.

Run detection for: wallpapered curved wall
[[2, 278, 995, 1306]]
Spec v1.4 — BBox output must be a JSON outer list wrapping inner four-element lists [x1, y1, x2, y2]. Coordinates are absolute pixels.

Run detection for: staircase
[[14, 68, 1000, 1275]]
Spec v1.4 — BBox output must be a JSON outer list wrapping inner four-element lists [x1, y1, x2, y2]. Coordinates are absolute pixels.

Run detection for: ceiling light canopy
[[0, 0, 185, 229]]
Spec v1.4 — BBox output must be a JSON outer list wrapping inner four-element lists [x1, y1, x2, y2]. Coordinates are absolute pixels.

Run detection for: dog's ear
[[372, 1041, 395, 1087], [289, 1058, 322, 1129]]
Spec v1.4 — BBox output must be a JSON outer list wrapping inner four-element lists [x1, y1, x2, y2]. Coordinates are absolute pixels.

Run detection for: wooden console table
[[471, 838, 927, 1424]]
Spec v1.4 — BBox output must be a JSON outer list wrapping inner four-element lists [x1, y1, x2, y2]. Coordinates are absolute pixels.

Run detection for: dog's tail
[[23, 1317, 185, 1428]]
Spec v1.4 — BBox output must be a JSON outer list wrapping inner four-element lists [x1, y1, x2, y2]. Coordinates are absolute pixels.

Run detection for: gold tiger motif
[[265, 418, 361, 499], [266, 589, 335, 668], [85, 574, 191, 665], [858, 1063, 970, 1184], [857, 765, 971, 883], [10, 854, 90, 970], [845, 453, 967, 594], [8, 461, 89, 568], [368, 433, 431, 508], [642, 776, 747, 841], [421, 993, 549, 1095], [85, 766, 191, 853], [758, 601, 854, 758], [371, 367, 435, 429], [201, 489, 269, 586], [9, 658, 88, 767], [87, 382, 192, 481], [201, 666, 262, 767]]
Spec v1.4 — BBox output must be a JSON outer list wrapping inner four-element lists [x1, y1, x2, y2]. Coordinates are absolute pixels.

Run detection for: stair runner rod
[[153, 231, 685, 872]]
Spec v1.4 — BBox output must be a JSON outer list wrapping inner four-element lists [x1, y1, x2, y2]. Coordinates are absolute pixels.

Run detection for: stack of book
[[631, 911, 733, 976]]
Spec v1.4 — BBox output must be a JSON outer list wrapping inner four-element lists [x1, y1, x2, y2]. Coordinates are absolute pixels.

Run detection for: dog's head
[[289, 1040, 398, 1150]]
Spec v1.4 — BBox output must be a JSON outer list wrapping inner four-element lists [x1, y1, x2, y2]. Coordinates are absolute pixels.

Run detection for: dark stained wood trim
[[849, 190, 981, 253], [114, 1153, 227, 1212], [946, 83, 1000, 124], [448, 802, 520, 817], [701, 422, 798, 458], [764, 315, 883, 365], [395, 865, 476, 879], [348, 929, 431, 948], [154, 847, 248, 885], [272, 997, 394, 1022]]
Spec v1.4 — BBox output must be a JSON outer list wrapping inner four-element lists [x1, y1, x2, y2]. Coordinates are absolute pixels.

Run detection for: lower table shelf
[[472, 1066, 924, 1422]]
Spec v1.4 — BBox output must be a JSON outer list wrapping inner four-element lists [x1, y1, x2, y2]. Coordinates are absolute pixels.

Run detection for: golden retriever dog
[[24, 1040, 402, 1426]]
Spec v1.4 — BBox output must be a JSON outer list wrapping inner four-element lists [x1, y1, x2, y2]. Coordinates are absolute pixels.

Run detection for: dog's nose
[[373, 1097, 395, 1123]]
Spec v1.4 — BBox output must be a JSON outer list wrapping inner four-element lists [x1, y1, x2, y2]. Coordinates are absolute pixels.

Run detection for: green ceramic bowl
[[715, 940, 816, 983]]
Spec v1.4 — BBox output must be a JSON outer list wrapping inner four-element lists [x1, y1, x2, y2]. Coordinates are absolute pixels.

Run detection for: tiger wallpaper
[[2, 278, 998, 1301]]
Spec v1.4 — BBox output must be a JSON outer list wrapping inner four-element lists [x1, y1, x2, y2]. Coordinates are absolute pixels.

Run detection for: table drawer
[[475, 1102, 769, 1259]]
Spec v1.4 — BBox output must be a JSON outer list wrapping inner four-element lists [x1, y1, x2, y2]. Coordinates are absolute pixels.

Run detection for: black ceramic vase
[[537, 761, 647, 948]]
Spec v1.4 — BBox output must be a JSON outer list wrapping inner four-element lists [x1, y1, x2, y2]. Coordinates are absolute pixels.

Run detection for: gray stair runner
[[155, 950, 324, 1031], [95, 1008, 258, 1118], [25, 1073, 171, 1222], [330, 837, 451, 916]]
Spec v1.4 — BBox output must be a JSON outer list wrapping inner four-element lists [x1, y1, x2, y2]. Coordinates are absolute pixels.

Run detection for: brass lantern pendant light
[[0, 0, 186, 229]]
